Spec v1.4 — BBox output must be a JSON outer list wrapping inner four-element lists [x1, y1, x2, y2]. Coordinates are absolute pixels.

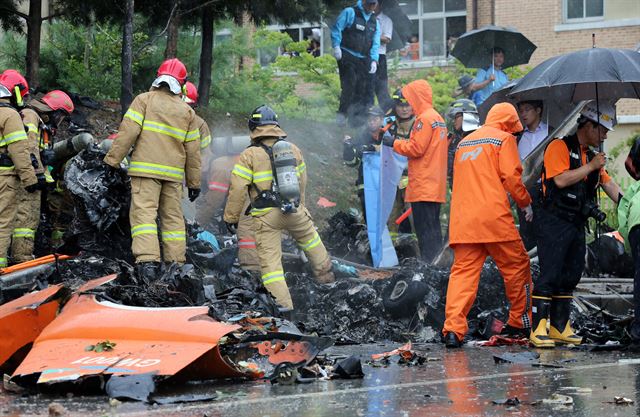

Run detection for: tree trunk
[[164, 1, 181, 59], [120, 0, 134, 116], [197, 5, 213, 108], [25, 0, 42, 89]]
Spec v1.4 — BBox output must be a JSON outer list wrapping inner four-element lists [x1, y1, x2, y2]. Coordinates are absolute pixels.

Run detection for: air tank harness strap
[[244, 140, 283, 215]]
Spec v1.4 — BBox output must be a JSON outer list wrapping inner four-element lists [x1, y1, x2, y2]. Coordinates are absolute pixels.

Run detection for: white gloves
[[523, 205, 534, 222], [369, 60, 378, 74], [333, 46, 342, 61]]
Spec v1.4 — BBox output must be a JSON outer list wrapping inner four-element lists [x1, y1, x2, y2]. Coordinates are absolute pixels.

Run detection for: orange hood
[[402, 79, 433, 114], [484, 102, 523, 134]]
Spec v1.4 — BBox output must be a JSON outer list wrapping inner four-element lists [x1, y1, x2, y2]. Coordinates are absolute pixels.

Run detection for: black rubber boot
[[549, 294, 582, 345], [529, 296, 555, 348]]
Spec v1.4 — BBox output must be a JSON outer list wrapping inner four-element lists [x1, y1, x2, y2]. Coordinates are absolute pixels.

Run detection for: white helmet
[[580, 100, 616, 131], [0, 84, 10, 98], [151, 75, 182, 95]]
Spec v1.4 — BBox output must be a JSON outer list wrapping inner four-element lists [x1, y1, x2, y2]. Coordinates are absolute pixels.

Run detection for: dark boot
[[501, 324, 529, 339], [529, 296, 555, 348], [549, 295, 582, 345], [136, 262, 160, 282], [444, 332, 462, 348]]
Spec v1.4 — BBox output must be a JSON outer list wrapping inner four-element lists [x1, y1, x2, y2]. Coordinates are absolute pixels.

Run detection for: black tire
[[382, 274, 429, 319]]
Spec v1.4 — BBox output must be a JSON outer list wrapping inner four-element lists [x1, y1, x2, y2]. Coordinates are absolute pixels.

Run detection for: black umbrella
[[509, 47, 640, 102], [451, 25, 537, 69], [478, 78, 575, 128], [379, 0, 412, 53]]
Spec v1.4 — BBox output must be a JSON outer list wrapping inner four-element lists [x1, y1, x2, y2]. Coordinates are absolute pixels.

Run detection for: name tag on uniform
[[356, 24, 365, 31]]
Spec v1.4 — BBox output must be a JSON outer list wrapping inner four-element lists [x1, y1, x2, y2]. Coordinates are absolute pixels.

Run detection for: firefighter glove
[[25, 183, 38, 193], [333, 46, 342, 61], [382, 131, 395, 147], [226, 222, 238, 235], [369, 61, 378, 74], [188, 188, 201, 202]]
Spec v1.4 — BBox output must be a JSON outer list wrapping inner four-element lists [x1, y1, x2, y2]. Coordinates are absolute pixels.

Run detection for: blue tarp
[[363, 148, 406, 267]]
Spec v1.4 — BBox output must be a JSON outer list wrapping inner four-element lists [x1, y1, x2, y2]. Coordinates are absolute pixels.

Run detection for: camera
[[581, 201, 606, 222]]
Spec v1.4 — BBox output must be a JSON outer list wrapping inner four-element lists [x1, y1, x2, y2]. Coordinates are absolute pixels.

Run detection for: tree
[[0, 0, 64, 88], [121, 0, 135, 113], [191, 0, 344, 107], [164, 0, 181, 59], [197, 4, 214, 107]]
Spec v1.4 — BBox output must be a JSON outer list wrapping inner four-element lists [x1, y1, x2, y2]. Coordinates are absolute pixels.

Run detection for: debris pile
[[320, 211, 370, 264], [62, 146, 132, 259]]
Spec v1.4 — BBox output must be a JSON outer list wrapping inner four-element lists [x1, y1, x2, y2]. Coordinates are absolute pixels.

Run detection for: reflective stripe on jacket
[[195, 115, 212, 150], [20, 108, 45, 175], [104, 87, 201, 188], [224, 132, 306, 223], [0, 101, 37, 186]]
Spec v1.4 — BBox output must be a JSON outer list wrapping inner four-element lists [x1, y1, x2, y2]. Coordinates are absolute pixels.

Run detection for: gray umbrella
[[478, 78, 575, 128], [509, 47, 640, 102], [451, 25, 537, 69]]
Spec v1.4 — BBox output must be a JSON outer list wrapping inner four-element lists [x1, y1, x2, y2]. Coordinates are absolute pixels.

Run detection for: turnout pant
[[254, 206, 334, 309], [411, 201, 442, 263], [629, 226, 640, 343], [374, 54, 392, 112], [0, 176, 20, 268], [237, 210, 260, 272], [337, 52, 374, 127], [130, 177, 186, 263], [443, 240, 532, 341], [11, 187, 40, 262], [534, 208, 585, 297]]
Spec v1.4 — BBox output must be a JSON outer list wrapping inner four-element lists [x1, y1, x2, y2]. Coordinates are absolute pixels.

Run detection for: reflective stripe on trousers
[[161, 230, 186, 242], [12, 228, 35, 239], [262, 270, 285, 285], [131, 223, 158, 237]]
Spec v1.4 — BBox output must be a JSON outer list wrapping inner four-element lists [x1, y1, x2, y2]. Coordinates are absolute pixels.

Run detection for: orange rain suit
[[443, 102, 532, 341], [392, 80, 448, 204]]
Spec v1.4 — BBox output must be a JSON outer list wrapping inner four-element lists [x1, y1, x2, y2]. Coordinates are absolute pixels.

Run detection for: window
[[398, 0, 419, 16], [565, 0, 604, 21], [399, 0, 467, 62]]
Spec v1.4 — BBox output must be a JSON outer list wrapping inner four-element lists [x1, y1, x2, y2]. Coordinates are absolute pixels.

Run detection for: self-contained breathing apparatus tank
[[272, 140, 300, 213], [50, 133, 94, 165]]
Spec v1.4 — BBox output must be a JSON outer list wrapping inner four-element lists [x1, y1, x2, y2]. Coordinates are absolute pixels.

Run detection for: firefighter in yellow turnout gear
[[12, 106, 45, 262], [104, 59, 201, 281], [0, 70, 39, 268], [12, 90, 75, 261], [224, 106, 335, 310]]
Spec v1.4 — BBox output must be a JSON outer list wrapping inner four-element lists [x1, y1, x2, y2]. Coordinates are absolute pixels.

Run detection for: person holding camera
[[531, 101, 622, 348]]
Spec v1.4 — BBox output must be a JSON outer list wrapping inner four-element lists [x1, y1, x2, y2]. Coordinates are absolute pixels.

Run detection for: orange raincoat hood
[[402, 80, 433, 115], [484, 102, 523, 135]]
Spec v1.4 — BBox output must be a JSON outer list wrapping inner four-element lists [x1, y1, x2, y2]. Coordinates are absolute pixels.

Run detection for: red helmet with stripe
[[41, 90, 74, 115], [183, 81, 198, 105], [157, 58, 187, 85], [0, 69, 29, 105]]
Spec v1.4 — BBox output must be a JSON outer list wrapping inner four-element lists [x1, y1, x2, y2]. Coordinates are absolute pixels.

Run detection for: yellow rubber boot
[[529, 296, 555, 348], [549, 295, 582, 345]]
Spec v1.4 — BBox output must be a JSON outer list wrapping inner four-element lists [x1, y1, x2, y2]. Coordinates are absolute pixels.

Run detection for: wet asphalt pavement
[[2, 343, 640, 416]]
